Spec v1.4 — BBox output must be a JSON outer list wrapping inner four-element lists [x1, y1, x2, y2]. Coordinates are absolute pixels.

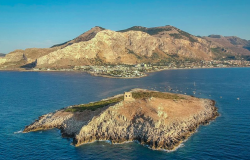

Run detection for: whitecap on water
[[113, 141, 133, 145], [14, 130, 23, 134], [163, 143, 185, 152]]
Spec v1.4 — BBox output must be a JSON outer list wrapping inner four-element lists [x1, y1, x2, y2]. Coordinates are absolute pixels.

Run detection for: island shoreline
[[23, 89, 219, 151]]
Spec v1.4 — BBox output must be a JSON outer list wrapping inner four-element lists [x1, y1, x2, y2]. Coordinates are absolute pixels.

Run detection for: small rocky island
[[23, 89, 218, 151]]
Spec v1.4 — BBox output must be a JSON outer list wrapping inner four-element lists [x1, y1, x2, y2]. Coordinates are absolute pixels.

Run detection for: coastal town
[[34, 59, 250, 78]]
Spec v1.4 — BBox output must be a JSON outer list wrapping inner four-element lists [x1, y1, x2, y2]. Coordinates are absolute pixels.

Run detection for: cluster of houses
[[33, 59, 250, 78], [179, 60, 250, 68], [73, 65, 147, 78]]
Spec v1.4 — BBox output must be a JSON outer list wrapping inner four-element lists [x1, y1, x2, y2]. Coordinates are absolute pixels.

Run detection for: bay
[[0, 68, 249, 160]]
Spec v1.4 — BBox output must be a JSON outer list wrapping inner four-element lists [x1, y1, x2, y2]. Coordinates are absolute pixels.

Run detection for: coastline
[[23, 89, 219, 151], [73, 101, 219, 150], [1, 66, 249, 79]]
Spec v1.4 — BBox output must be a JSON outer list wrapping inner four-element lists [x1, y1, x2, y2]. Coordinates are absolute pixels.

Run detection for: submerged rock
[[23, 89, 218, 151]]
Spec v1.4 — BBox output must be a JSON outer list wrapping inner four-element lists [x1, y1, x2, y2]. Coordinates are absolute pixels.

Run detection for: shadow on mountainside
[[20, 60, 37, 69]]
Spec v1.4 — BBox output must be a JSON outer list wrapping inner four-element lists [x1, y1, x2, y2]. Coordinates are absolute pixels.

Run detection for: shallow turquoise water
[[0, 68, 249, 159]]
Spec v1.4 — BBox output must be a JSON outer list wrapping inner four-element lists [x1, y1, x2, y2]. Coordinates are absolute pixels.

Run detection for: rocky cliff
[[23, 89, 218, 151]]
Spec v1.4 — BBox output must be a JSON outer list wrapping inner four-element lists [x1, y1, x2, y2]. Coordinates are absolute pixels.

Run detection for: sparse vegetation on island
[[132, 91, 182, 100], [65, 91, 182, 112], [65, 96, 124, 112]]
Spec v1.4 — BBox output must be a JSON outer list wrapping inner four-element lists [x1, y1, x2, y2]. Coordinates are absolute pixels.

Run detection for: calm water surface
[[0, 68, 249, 160]]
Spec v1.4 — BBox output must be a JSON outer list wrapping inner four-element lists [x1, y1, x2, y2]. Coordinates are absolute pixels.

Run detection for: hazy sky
[[0, 0, 249, 54]]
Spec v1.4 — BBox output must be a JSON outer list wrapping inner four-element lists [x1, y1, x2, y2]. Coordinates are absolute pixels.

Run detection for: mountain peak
[[91, 26, 106, 30], [51, 26, 105, 48]]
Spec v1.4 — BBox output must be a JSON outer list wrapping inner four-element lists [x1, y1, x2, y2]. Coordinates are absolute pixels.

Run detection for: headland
[[23, 89, 218, 151]]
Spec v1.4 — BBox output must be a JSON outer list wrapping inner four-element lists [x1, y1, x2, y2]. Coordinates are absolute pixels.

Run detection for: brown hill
[[0, 27, 105, 69], [0, 48, 58, 69], [35, 26, 216, 68], [204, 35, 250, 58]]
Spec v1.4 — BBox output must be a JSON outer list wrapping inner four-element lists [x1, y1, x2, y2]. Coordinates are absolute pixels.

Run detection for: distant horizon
[[1, 0, 249, 54]]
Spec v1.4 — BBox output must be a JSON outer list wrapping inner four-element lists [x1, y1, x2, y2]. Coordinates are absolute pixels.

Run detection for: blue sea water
[[0, 68, 250, 160]]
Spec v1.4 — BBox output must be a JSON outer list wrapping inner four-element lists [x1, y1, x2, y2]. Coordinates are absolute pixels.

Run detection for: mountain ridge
[[35, 29, 214, 68], [0, 25, 249, 70]]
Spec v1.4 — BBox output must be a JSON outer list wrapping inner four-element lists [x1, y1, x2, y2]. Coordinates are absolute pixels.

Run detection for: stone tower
[[124, 92, 133, 101]]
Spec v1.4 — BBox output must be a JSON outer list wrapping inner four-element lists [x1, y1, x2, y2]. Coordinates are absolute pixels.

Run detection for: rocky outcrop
[[23, 89, 218, 151], [23, 105, 111, 137]]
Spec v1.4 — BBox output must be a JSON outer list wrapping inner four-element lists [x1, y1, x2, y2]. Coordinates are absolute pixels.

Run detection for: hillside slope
[[35, 26, 216, 68], [51, 26, 105, 48], [0, 27, 104, 69], [204, 35, 250, 59]]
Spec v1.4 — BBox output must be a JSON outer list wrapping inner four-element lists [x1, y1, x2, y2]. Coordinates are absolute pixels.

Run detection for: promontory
[[23, 89, 218, 151]]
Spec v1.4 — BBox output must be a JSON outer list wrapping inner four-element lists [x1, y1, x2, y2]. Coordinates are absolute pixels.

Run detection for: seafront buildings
[[35, 59, 250, 78]]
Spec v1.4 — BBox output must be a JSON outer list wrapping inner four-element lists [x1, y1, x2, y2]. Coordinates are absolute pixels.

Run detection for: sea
[[0, 68, 249, 160]]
